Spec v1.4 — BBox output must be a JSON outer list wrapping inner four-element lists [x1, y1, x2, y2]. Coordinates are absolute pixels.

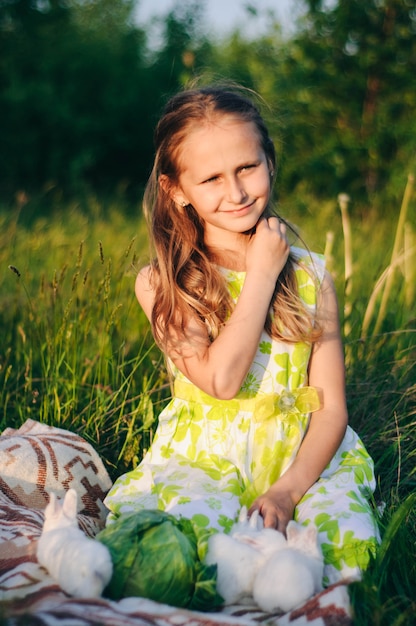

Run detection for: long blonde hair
[[143, 85, 321, 350]]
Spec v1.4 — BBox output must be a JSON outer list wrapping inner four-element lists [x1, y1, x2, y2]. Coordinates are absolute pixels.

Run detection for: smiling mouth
[[225, 201, 255, 214]]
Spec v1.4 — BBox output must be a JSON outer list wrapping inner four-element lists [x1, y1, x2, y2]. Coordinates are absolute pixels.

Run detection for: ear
[[305, 523, 318, 542], [45, 491, 59, 518], [159, 174, 188, 208], [286, 520, 300, 542], [238, 505, 248, 523], [62, 488, 78, 519]]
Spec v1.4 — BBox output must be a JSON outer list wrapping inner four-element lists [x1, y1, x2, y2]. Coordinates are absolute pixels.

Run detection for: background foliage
[[1, 0, 415, 205]]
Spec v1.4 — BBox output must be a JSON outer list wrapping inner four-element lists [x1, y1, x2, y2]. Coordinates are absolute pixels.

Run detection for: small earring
[[181, 201, 187, 207], [269, 170, 275, 177]]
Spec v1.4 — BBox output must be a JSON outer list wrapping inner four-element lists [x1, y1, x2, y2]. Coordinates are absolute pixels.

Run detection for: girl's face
[[171, 116, 272, 247]]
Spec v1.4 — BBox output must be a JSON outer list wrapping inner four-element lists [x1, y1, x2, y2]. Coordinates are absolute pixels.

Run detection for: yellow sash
[[174, 380, 321, 422]]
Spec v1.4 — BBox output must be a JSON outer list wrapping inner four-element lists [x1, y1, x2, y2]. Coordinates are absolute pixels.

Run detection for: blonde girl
[[105, 84, 379, 585]]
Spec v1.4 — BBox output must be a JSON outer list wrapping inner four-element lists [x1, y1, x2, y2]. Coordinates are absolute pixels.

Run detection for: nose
[[226, 175, 247, 204]]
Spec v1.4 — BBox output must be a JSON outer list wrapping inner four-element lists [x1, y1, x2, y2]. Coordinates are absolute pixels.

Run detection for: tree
[[1, 0, 414, 205], [0, 0, 216, 200], [0, 0, 152, 198], [276, 0, 416, 203]]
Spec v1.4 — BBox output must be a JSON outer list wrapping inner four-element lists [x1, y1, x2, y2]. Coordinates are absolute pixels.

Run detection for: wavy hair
[[143, 84, 321, 350]]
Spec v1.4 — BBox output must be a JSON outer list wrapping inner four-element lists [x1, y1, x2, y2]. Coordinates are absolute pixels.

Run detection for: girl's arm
[[136, 216, 290, 399], [248, 271, 348, 533]]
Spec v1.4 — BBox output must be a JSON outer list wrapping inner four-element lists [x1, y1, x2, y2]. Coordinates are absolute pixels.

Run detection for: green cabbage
[[97, 509, 223, 611]]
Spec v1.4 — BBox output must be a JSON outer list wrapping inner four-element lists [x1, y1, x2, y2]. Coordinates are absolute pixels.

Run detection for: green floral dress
[[105, 248, 380, 585]]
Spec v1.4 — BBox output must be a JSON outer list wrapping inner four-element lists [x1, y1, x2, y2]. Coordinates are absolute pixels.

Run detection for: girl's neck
[[205, 232, 251, 272], [208, 247, 247, 271]]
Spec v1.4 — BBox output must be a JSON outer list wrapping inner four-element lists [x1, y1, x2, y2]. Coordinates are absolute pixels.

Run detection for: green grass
[[0, 198, 170, 477], [0, 188, 415, 624]]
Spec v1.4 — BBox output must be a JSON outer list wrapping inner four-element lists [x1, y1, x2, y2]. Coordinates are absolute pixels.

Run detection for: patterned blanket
[[0, 420, 352, 626]]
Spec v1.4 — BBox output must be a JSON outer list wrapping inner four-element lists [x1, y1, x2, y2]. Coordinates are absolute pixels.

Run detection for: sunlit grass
[[0, 199, 170, 478], [349, 494, 416, 626]]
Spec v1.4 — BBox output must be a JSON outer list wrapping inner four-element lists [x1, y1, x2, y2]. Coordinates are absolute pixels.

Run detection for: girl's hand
[[248, 484, 297, 535], [245, 217, 290, 281]]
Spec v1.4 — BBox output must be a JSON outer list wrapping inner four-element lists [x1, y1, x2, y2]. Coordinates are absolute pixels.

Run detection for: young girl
[[105, 84, 379, 585]]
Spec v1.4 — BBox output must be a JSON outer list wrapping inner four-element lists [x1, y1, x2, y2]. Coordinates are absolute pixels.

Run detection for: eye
[[240, 163, 257, 172], [202, 175, 220, 184]]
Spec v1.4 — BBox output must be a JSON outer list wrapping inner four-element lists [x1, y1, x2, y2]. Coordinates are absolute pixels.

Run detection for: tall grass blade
[[338, 193, 353, 336], [404, 222, 415, 308], [373, 173, 414, 335], [361, 249, 413, 338]]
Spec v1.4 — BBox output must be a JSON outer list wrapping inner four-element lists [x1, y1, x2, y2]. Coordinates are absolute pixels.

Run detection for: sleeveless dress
[[104, 248, 380, 585]]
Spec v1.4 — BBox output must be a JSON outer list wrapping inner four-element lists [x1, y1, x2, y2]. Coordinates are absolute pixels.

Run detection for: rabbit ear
[[249, 509, 260, 529], [287, 521, 318, 546], [286, 520, 301, 542], [44, 492, 60, 518], [62, 488, 78, 519], [238, 506, 248, 523], [304, 524, 318, 541]]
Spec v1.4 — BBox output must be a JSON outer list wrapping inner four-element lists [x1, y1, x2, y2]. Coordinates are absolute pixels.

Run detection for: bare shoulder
[[135, 265, 156, 319], [316, 269, 342, 339], [319, 269, 338, 309]]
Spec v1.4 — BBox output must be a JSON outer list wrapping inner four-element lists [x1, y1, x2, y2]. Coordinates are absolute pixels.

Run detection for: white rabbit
[[37, 488, 113, 598], [205, 506, 286, 605], [205, 531, 261, 604], [253, 520, 324, 613]]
